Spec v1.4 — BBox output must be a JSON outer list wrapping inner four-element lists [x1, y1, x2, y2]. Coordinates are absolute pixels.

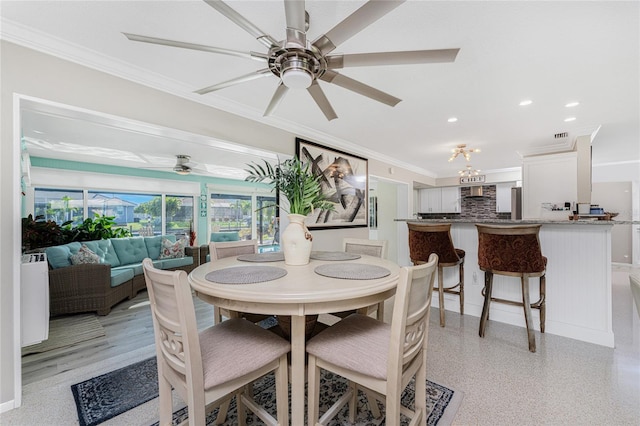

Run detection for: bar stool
[[476, 224, 547, 352], [407, 222, 465, 327]]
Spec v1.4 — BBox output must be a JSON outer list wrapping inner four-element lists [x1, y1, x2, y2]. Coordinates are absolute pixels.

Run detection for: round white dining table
[[188, 252, 400, 425]]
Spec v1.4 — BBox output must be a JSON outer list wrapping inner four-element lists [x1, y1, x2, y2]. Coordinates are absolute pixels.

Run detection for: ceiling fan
[[171, 154, 194, 175], [124, 0, 460, 120], [142, 154, 197, 175]]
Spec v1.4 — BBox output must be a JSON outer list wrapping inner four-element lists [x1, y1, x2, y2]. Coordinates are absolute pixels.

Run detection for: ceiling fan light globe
[[175, 169, 190, 175], [282, 68, 313, 89]]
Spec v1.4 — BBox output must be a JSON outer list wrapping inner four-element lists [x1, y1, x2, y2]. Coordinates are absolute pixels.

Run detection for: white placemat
[[314, 263, 391, 280], [205, 266, 287, 284], [310, 251, 361, 261], [237, 252, 285, 262]]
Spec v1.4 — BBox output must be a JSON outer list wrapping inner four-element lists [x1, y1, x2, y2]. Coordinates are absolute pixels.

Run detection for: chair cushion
[[144, 235, 176, 260], [477, 233, 546, 273], [409, 230, 461, 264], [199, 318, 290, 389], [45, 242, 82, 269], [306, 314, 389, 380], [83, 239, 121, 267], [210, 232, 239, 242], [110, 268, 134, 288], [159, 256, 194, 270], [111, 237, 150, 265]]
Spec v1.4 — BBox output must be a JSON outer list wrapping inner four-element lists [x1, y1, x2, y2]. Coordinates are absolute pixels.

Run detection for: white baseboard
[[0, 398, 17, 414]]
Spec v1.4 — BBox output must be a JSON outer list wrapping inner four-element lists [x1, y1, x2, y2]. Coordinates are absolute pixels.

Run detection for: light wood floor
[[21, 291, 215, 385]]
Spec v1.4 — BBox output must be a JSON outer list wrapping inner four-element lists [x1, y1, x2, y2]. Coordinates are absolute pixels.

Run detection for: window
[[209, 192, 277, 247], [88, 191, 159, 236], [34, 188, 83, 225], [257, 195, 278, 246], [210, 193, 252, 239], [166, 195, 194, 240]]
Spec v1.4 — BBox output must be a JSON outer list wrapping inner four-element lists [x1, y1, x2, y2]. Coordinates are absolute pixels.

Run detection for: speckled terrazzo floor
[[2, 267, 638, 425]]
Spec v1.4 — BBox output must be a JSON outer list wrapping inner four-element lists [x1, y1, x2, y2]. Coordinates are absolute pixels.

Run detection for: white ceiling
[[2, 0, 639, 179]]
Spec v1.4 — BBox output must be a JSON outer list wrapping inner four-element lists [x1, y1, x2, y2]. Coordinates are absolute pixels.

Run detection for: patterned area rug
[[72, 357, 462, 426]]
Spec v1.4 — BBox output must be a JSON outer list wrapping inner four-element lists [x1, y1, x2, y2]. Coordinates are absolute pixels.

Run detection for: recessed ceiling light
[[519, 100, 533, 106], [447, 117, 458, 123], [564, 117, 576, 122], [565, 101, 580, 108]]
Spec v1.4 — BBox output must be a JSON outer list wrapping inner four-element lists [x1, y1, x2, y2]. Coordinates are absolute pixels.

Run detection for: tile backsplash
[[418, 185, 511, 220]]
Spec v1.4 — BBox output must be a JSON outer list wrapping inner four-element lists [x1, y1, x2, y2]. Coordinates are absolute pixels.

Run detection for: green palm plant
[[245, 157, 334, 216]]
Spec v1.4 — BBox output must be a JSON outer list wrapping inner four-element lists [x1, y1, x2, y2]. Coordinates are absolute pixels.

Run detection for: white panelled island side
[[400, 219, 616, 347]]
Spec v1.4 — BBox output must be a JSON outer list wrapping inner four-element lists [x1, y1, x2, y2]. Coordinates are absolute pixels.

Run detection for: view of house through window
[[33, 189, 84, 226], [210, 193, 278, 248], [166, 195, 194, 240], [88, 191, 159, 236], [34, 188, 195, 238]]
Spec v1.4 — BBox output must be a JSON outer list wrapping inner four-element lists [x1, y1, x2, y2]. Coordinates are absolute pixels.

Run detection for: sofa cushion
[[144, 235, 176, 260], [110, 268, 135, 288], [160, 237, 187, 259], [70, 244, 101, 265], [83, 239, 121, 267], [159, 256, 194, 270], [111, 237, 150, 265], [46, 242, 82, 269]]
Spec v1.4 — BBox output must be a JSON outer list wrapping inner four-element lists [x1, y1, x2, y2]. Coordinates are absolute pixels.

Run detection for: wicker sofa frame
[[48, 246, 200, 316]]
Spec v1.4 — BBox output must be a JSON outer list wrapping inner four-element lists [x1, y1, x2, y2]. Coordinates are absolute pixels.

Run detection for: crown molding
[[1, 17, 437, 179]]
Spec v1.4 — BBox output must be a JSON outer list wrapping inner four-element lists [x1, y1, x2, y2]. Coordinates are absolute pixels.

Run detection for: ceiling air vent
[[554, 132, 569, 139]]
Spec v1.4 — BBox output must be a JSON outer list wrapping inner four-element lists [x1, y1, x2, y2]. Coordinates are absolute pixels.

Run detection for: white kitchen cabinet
[[440, 187, 461, 213], [496, 183, 514, 213], [419, 187, 460, 213]]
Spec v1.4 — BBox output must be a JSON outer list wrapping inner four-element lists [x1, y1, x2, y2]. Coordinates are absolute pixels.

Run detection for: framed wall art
[[296, 137, 368, 229]]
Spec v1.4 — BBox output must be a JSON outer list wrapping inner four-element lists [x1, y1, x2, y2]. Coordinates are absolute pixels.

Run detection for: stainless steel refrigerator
[[511, 187, 522, 220]]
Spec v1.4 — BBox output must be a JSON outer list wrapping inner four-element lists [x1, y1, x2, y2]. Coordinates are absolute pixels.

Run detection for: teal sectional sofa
[[45, 235, 200, 316]]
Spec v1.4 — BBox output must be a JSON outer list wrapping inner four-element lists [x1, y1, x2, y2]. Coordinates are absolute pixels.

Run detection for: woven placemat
[[314, 263, 391, 280], [237, 252, 284, 262], [310, 251, 361, 261], [205, 266, 287, 284]]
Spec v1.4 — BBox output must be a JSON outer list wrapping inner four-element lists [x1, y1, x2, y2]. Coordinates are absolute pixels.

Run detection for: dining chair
[[306, 253, 438, 425], [630, 274, 640, 319], [328, 238, 389, 322], [407, 222, 465, 327], [476, 224, 547, 352], [209, 239, 270, 325], [141, 258, 290, 426]]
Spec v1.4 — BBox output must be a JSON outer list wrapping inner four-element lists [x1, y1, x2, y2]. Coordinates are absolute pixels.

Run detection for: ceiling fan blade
[[123, 33, 267, 61], [307, 81, 338, 121], [320, 70, 401, 107], [194, 68, 273, 95], [284, 0, 307, 48], [264, 83, 290, 116], [312, 0, 405, 55], [327, 48, 460, 68], [203, 0, 279, 49]]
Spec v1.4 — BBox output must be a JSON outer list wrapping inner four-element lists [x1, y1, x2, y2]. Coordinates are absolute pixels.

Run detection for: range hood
[[466, 186, 487, 200]]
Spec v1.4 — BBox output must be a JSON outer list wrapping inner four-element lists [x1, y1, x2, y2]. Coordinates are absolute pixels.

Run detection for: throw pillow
[[160, 237, 187, 259], [69, 244, 101, 265]]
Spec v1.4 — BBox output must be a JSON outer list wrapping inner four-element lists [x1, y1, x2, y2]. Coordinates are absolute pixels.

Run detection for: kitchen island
[[398, 218, 617, 347]]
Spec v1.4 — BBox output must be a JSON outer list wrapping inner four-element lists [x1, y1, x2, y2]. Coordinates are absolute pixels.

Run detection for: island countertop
[[398, 219, 616, 347], [395, 218, 639, 225]]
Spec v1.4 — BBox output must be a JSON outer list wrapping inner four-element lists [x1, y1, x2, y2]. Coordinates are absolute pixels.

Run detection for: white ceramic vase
[[282, 213, 313, 265]]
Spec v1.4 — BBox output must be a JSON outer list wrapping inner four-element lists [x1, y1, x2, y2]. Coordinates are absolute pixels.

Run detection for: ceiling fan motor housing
[[269, 45, 326, 89]]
